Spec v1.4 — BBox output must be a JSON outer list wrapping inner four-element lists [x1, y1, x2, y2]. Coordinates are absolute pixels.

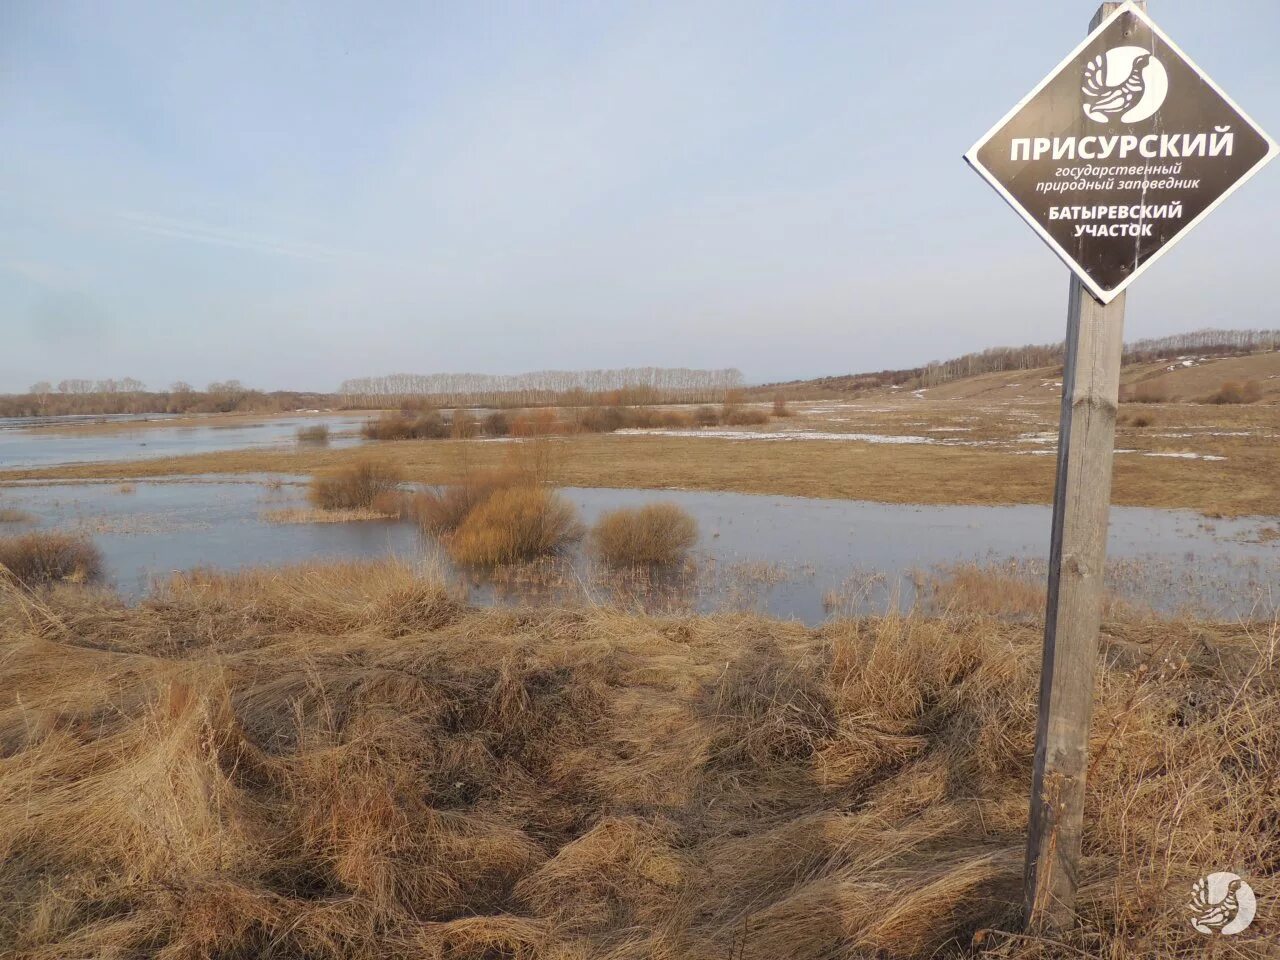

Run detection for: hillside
[[885, 351, 1280, 404], [762, 329, 1280, 404]]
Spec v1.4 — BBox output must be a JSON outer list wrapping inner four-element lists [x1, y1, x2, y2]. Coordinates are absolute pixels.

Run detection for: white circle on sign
[[1189, 872, 1256, 936], [1081, 46, 1168, 124]]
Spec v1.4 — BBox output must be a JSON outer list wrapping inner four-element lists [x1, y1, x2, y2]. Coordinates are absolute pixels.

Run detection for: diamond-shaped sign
[[965, 1, 1277, 303]]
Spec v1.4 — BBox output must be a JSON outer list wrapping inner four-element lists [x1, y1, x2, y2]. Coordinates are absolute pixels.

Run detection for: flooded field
[[0, 414, 366, 469], [2, 475, 1275, 623]]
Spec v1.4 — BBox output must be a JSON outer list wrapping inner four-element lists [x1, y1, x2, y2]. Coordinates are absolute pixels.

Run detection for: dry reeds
[[309, 460, 403, 510], [0, 508, 32, 524], [0, 531, 103, 586], [450, 410, 479, 439], [297, 423, 331, 444], [447, 487, 582, 567], [0, 559, 1274, 958], [412, 468, 523, 535], [590, 503, 698, 568]]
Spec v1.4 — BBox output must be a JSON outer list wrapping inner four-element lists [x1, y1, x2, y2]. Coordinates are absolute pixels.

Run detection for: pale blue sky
[[2, 1, 1277, 392]]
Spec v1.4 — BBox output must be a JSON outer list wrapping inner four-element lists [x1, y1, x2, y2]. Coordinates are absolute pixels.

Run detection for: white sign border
[[964, 0, 1279, 304]]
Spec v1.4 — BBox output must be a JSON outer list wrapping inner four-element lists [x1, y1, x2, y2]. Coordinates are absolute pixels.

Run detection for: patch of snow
[[1142, 452, 1228, 461], [615, 429, 939, 444]]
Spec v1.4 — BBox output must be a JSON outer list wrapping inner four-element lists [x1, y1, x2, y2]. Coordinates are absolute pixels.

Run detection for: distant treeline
[[764, 328, 1280, 397], [337, 368, 744, 408], [0, 380, 332, 418]]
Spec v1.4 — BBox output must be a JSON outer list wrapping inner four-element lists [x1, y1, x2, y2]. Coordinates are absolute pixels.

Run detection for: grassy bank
[[0, 562, 1275, 957], [4, 427, 1277, 516]]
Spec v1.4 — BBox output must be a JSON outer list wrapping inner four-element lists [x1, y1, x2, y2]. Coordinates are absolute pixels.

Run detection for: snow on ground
[[1140, 452, 1228, 461], [615, 429, 939, 444]]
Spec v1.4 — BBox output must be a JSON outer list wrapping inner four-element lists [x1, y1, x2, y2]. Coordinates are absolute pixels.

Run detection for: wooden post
[[1023, 0, 1140, 933]]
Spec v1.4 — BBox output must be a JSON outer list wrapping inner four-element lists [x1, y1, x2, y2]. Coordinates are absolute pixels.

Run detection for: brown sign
[[965, 1, 1276, 303]]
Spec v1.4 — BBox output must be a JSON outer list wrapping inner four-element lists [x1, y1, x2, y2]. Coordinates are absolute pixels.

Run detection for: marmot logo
[[1082, 46, 1168, 123]]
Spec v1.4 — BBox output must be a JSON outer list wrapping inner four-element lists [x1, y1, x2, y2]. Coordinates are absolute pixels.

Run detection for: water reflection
[[1, 477, 1275, 623], [0, 415, 367, 469]]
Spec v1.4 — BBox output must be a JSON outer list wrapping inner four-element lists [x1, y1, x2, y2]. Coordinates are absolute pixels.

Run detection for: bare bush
[[447, 487, 582, 567], [590, 504, 698, 568], [309, 460, 402, 510], [0, 532, 103, 587]]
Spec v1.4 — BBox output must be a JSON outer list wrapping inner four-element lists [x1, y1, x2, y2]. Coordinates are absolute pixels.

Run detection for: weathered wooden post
[[1023, 4, 1136, 932], [962, 0, 1276, 933]]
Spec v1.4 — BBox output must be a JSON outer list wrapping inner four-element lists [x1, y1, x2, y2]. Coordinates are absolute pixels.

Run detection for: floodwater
[[1, 476, 1275, 623], [0, 414, 366, 469]]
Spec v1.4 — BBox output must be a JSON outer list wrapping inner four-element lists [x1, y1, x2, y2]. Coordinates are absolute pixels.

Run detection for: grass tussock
[[0, 508, 33, 523], [309, 460, 403, 510], [0, 531, 103, 587], [411, 468, 524, 535], [447, 487, 582, 567], [296, 423, 331, 445], [590, 503, 698, 568], [1204, 379, 1263, 404], [0, 560, 1274, 958]]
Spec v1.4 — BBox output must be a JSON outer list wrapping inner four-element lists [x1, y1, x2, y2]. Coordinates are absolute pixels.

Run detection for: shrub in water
[[309, 460, 403, 510], [411, 411, 449, 439], [296, 424, 330, 445], [482, 411, 510, 437], [0, 532, 103, 587], [362, 411, 448, 440], [590, 503, 698, 568], [450, 410, 479, 439], [414, 468, 522, 535], [447, 487, 582, 567], [362, 413, 413, 441]]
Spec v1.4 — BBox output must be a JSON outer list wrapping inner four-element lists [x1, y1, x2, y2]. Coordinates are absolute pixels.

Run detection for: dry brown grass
[[0, 508, 33, 524], [1120, 381, 1169, 404], [7, 397, 1279, 516], [1204, 380, 1263, 405], [309, 460, 403, 510], [590, 503, 698, 568], [0, 561, 1275, 958], [411, 468, 524, 535], [447, 487, 582, 567], [0, 531, 103, 587]]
